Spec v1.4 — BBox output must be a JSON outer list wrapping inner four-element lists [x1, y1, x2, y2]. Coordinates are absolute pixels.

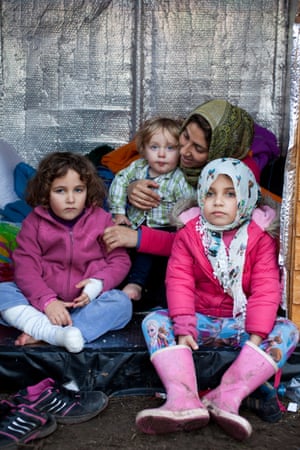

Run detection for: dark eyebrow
[[223, 185, 235, 191]]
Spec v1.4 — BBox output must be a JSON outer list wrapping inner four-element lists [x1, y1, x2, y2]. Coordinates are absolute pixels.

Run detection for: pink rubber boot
[[136, 345, 209, 434], [202, 340, 278, 440]]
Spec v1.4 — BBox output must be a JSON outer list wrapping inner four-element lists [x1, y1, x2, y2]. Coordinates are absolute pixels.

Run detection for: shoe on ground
[[242, 382, 282, 423], [0, 400, 57, 449], [12, 378, 109, 425]]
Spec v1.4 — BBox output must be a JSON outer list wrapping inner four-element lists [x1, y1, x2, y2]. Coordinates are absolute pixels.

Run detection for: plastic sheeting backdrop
[[0, 0, 298, 165], [0, 0, 299, 312]]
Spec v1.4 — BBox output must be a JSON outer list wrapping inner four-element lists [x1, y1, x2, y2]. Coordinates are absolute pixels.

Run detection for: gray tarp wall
[[0, 0, 298, 166]]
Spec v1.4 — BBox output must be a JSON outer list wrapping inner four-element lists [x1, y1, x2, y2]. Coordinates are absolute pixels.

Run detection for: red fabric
[[138, 225, 175, 256], [0, 263, 14, 282], [242, 154, 261, 182], [166, 218, 280, 339]]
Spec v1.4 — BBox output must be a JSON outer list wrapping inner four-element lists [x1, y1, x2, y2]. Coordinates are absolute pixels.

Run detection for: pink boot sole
[[204, 400, 252, 441], [136, 407, 210, 435]]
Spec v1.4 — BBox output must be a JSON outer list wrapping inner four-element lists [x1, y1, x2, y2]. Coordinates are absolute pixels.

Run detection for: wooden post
[[288, 117, 300, 327]]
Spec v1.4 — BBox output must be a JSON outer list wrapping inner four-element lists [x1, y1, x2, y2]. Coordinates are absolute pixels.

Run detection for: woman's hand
[[103, 225, 138, 252], [178, 334, 199, 350], [127, 179, 161, 210], [45, 300, 72, 326]]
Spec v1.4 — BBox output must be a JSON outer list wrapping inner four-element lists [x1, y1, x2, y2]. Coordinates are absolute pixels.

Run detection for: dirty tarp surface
[[0, 316, 300, 394]]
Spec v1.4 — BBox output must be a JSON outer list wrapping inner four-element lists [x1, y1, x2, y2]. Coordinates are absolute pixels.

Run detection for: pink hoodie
[[13, 206, 131, 312]]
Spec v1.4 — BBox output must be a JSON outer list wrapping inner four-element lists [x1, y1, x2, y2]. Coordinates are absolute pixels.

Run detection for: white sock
[[55, 327, 84, 353], [2, 305, 84, 353]]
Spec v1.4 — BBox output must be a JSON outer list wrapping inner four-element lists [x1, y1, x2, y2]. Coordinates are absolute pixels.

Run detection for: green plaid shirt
[[108, 158, 195, 229]]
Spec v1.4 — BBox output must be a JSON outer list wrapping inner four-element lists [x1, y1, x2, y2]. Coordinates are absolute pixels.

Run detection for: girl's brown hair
[[26, 151, 106, 208], [135, 117, 181, 156]]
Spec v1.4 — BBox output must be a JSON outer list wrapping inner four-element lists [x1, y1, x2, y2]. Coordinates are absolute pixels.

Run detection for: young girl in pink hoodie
[[0, 152, 132, 353], [135, 158, 299, 440]]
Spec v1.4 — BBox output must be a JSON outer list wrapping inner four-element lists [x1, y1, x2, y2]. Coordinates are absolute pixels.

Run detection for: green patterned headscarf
[[180, 99, 254, 187]]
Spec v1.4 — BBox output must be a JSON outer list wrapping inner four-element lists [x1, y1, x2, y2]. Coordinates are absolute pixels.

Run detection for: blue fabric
[[0, 282, 30, 326], [14, 162, 36, 200], [0, 282, 132, 344], [96, 165, 115, 212], [71, 289, 132, 342], [96, 165, 115, 189], [0, 200, 32, 223], [141, 309, 299, 368], [0, 162, 36, 222], [127, 252, 154, 286]]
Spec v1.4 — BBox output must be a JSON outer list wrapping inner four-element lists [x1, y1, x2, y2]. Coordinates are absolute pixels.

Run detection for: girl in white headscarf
[[135, 158, 299, 441]]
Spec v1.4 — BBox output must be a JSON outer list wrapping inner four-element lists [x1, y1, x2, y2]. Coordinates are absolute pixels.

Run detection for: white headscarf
[[196, 158, 259, 331]]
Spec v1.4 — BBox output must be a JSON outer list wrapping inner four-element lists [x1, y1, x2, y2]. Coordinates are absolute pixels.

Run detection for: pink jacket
[[165, 217, 281, 340], [13, 206, 131, 312], [138, 205, 277, 256]]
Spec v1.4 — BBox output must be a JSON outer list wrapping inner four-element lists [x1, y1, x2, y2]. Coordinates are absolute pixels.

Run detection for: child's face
[[144, 128, 179, 177], [203, 174, 237, 227], [49, 169, 87, 220]]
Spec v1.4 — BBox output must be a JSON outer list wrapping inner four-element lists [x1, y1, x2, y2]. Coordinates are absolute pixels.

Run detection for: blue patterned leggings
[[142, 309, 299, 369]]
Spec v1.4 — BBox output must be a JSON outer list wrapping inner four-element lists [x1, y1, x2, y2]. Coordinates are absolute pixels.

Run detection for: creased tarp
[[0, 326, 299, 395], [0, 345, 235, 394], [0, 0, 296, 166]]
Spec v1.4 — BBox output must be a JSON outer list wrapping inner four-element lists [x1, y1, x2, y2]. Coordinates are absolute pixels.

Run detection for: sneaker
[[0, 401, 56, 449], [242, 382, 282, 423], [12, 378, 109, 425]]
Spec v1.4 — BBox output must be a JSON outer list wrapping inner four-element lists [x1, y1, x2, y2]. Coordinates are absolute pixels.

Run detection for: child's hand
[[178, 334, 199, 350], [72, 292, 90, 308], [45, 300, 72, 326], [73, 278, 103, 306], [113, 214, 132, 226]]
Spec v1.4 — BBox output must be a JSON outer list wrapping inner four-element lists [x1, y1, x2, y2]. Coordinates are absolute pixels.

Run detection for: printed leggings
[[142, 309, 299, 369]]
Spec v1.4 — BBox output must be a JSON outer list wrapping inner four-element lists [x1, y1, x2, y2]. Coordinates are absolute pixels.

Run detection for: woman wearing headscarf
[[103, 98, 273, 255]]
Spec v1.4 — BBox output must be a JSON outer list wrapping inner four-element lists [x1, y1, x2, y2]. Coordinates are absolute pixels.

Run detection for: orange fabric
[[260, 187, 282, 204], [101, 141, 139, 174]]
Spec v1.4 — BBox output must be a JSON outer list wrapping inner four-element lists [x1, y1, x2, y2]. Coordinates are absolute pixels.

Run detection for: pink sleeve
[[138, 225, 175, 256], [173, 314, 197, 340], [245, 231, 280, 338]]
